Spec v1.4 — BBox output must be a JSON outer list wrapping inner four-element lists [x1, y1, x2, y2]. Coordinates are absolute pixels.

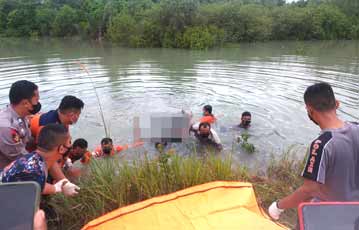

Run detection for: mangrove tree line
[[0, 0, 358, 49]]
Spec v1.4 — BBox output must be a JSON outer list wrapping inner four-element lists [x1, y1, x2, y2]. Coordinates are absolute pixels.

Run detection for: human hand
[[268, 201, 284, 220], [62, 181, 80, 197], [65, 158, 73, 168], [181, 109, 193, 118], [34, 209, 47, 230], [54, 179, 68, 193]]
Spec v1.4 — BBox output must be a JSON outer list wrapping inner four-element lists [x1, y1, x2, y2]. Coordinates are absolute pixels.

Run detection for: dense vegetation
[[0, 0, 358, 49]]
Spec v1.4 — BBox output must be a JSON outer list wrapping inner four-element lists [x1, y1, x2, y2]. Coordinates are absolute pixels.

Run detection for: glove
[[268, 201, 284, 220], [62, 181, 80, 197], [65, 158, 73, 168], [54, 178, 68, 193]]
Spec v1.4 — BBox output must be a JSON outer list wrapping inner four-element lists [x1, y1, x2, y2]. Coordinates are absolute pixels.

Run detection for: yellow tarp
[[82, 181, 288, 230]]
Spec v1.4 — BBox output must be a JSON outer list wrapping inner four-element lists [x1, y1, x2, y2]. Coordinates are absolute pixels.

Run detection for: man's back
[[1, 152, 46, 192], [303, 122, 359, 201], [324, 122, 359, 201]]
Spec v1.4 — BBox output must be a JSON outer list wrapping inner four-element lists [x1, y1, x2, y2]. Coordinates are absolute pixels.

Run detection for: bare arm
[[48, 162, 66, 182], [190, 122, 200, 133], [42, 183, 56, 195], [278, 179, 326, 209]]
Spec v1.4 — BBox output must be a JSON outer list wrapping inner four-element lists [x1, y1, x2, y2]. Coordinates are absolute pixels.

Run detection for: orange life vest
[[80, 151, 92, 164], [93, 145, 125, 157], [29, 113, 42, 144], [200, 115, 216, 124], [30, 111, 69, 144]]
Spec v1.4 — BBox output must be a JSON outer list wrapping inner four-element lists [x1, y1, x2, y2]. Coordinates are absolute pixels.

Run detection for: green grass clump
[[48, 148, 304, 230], [238, 132, 256, 153], [253, 148, 305, 229]]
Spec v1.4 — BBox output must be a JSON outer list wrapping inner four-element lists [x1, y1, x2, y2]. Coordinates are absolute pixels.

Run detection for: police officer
[[0, 80, 41, 169]]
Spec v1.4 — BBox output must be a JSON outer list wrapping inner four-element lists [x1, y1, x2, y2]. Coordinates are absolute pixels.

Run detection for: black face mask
[[243, 120, 251, 126], [71, 153, 83, 162], [103, 147, 112, 155], [307, 113, 319, 126], [199, 133, 209, 139], [29, 102, 41, 115]]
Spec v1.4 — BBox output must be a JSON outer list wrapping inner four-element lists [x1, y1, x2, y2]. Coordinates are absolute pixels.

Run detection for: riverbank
[[0, 1, 358, 49], [49, 148, 305, 230]]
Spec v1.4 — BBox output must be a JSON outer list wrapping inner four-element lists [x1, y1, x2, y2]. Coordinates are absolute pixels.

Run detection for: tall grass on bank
[[49, 149, 304, 230]]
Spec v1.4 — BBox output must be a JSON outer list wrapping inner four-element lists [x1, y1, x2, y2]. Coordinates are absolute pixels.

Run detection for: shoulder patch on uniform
[[10, 128, 21, 143], [302, 131, 332, 182]]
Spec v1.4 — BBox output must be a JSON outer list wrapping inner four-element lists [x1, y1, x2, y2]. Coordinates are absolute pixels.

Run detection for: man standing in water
[[200, 105, 217, 124], [93, 137, 143, 157], [237, 111, 251, 129], [268, 82, 359, 220], [190, 122, 223, 151]]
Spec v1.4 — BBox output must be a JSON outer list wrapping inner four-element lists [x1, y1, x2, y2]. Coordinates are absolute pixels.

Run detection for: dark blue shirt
[[1, 152, 47, 191], [39, 110, 61, 126]]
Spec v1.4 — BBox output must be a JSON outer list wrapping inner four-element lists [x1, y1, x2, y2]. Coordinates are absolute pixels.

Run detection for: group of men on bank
[[0, 80, 250, 198], [0, 81, 83, 197]]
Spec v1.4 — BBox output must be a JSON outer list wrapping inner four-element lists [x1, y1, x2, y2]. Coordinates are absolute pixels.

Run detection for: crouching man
[[1, 123, 80, 196]]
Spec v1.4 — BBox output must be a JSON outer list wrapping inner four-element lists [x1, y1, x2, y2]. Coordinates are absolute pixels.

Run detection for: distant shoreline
[[0, 1, 358, 49]]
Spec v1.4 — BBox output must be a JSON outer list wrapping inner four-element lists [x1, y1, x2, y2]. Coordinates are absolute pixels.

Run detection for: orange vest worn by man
[[93, 137, 143, 158], [200, 115, 216, 124], [93, 145, 127, 157], [30, 110, 69, 144]]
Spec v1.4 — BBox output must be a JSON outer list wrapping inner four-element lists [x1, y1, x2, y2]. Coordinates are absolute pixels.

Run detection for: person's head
[[155, 141, 168, 151], [240, 111, 252, 128], [70, 138, 88, 161], [198, 122, 211, 138], [203, 105, 212, 116], [304, 82, 338, 126], [101, 137, 113, 155], [9, 80, 40, 117], [58, 95, 84, 125], [37, 124, 71, 166]]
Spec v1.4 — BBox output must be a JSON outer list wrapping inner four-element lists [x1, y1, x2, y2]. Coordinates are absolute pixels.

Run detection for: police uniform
[[0, 105, 31, 169]]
